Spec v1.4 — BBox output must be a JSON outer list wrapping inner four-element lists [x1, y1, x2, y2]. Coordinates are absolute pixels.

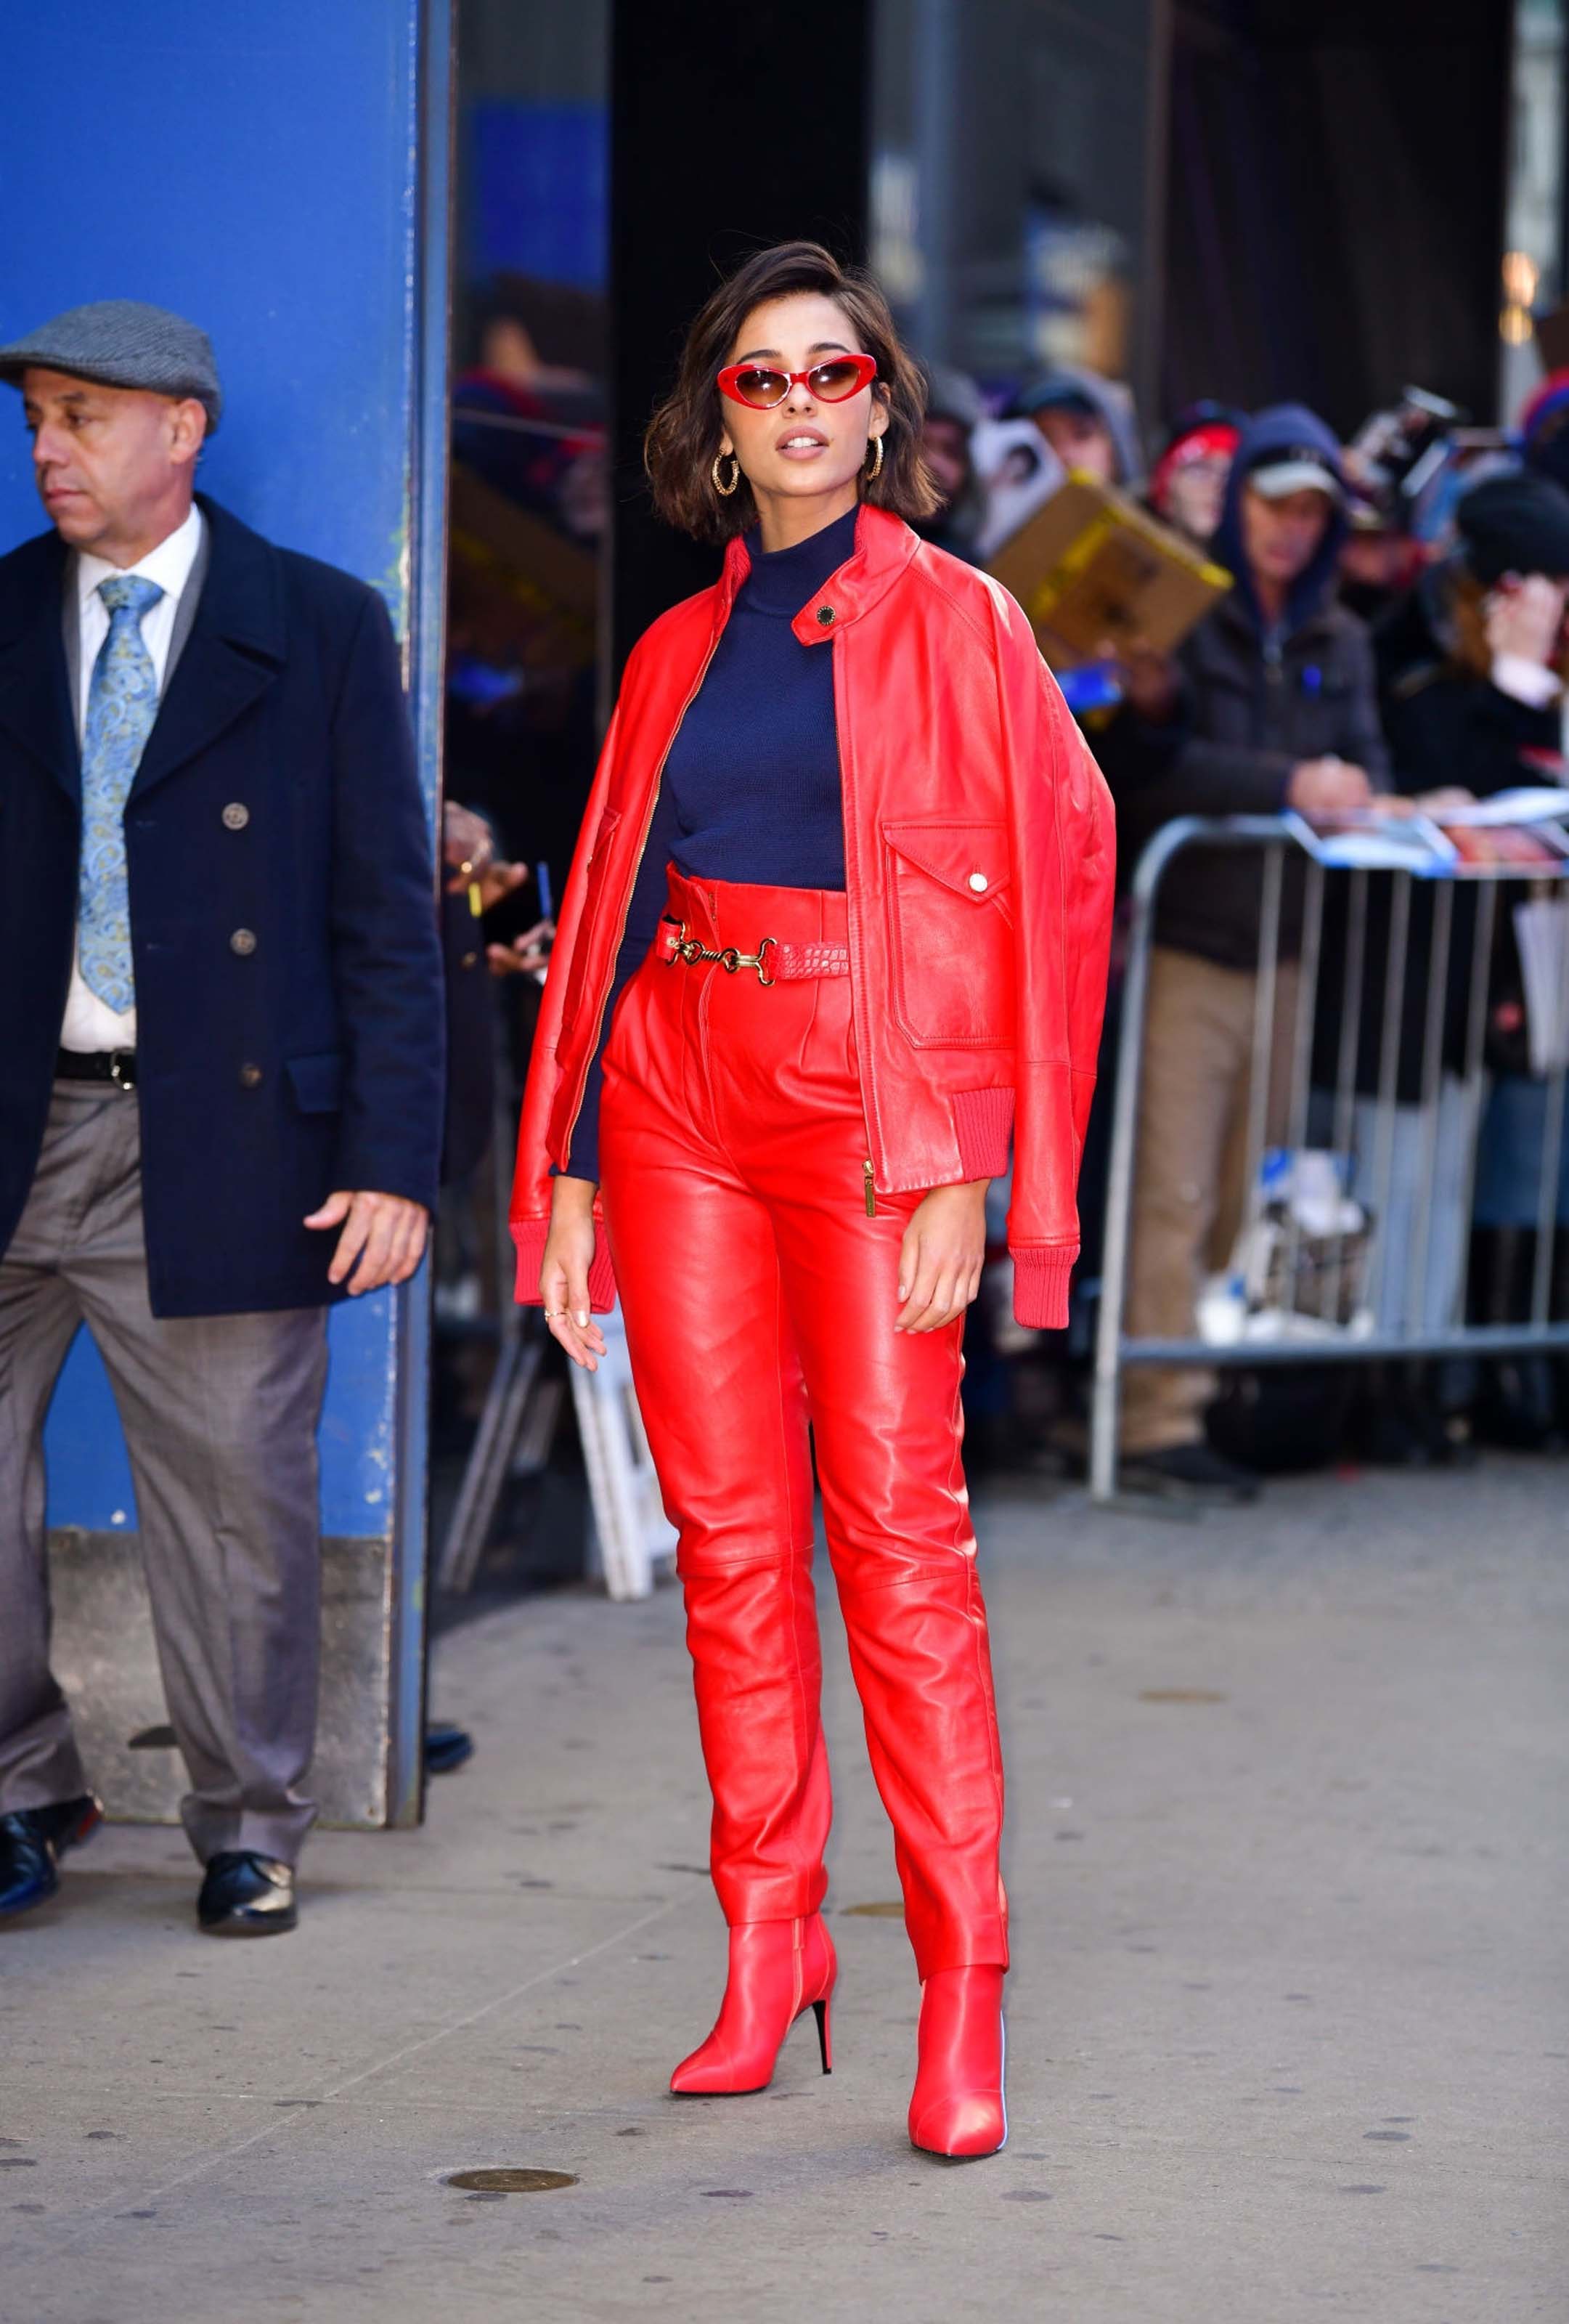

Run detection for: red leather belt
[[656, 919, 849, 986]]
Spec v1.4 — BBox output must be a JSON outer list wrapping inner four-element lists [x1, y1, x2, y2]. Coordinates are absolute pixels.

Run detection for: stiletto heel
[[669, 1913, 837, 2096], [908, 1965, 1006, 2158]]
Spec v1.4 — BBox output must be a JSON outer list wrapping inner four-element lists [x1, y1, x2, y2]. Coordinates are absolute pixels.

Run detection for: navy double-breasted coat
[[0, 495, 444, 1317]]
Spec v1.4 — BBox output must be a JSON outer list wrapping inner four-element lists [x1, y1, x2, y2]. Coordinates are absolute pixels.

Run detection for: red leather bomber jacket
[[509, 504, 1115, 1329]]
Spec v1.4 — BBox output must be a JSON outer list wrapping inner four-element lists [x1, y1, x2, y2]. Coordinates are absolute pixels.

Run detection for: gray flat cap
[[0, 299, 221, 433]]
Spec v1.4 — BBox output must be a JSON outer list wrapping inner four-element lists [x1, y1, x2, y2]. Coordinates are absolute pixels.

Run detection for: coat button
[[238, 1063, 263, 1089], [221, 802, 250, 831], [230, 928, 257, 956], [815, 604, 835, 625], [460, 950, 478, 970], [968, 871, 989, 893]]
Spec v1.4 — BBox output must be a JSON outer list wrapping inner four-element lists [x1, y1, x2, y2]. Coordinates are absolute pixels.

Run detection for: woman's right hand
[[1485, 572, 1567, 670], [540, 1174, 608, 1371]]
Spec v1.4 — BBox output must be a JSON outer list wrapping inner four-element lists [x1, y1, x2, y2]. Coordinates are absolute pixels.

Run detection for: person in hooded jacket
[[913, 363, 988, 562], [1096, 405, 1389, 1498], [1009, 365, 1143, 489], [1146, 402, 1244, 549]]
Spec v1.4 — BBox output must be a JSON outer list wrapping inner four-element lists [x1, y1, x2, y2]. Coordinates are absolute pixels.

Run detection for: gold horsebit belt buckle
[[667, 927, 778, 986]]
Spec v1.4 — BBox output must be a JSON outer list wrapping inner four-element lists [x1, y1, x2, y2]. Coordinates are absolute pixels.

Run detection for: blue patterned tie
[[78, 574, 165, 1013]]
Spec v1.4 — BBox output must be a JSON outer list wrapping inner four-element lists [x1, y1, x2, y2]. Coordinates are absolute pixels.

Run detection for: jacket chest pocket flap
[[881, 819, 1014, 1049]]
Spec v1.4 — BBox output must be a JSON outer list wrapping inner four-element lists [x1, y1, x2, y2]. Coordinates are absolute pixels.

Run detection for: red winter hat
[[1150, 418, 1242, 516]]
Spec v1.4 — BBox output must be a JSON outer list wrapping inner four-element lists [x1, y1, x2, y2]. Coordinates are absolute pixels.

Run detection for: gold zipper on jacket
[[828, 610, 883, 1219], [561, 625, 728, 1162]]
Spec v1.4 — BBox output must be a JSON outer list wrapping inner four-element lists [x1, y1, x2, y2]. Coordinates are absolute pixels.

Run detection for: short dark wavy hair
[[644, 241, 940, 544]]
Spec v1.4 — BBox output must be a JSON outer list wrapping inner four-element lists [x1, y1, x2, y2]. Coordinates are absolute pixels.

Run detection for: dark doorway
[[1161, 0, 1512, 431], [608, 2, 873, 671]]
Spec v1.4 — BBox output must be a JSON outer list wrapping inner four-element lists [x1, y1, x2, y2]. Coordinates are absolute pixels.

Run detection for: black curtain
[[608, 0, 871, 675], [1162, 0, 1512, 432]]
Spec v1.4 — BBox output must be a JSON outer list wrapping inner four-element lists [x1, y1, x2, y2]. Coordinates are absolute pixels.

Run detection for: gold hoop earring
[[865, 434, 884, 482], [712, 450, 740, 497]]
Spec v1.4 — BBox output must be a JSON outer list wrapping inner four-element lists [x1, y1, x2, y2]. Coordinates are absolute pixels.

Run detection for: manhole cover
[[445, 2168, 577, 2194], [841, 1901, 904, 1917]]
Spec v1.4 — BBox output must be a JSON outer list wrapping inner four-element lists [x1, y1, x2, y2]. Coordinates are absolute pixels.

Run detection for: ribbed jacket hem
[[510, 1216, 619, 1313], [952, 1086, 1016, 1181], [1010, 1244, 1077, 1331]]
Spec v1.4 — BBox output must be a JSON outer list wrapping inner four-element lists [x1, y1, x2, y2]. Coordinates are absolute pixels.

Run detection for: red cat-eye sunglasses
[[717, 354, 879, 410]]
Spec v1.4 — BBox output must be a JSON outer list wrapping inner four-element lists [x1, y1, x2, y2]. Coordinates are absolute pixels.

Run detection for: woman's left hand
[[895, 1182, 989, 1333]]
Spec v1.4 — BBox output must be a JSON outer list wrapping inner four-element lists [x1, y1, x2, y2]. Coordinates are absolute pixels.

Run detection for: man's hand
[[895, 1182, 989, 1334], [304, 1191, 430, 1295], [1285, 756, 1375, 815], [487, 917, 555, 978], [1112, 638, 1181, 724], [442, 801, 530, 911], [1375, 786, 1475, 818]]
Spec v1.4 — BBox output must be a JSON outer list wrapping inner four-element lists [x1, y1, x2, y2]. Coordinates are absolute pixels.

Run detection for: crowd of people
[[8, 264, 1569, 1957], [431, 297, 1569, 1508], [910, 357, 1569, 1500]]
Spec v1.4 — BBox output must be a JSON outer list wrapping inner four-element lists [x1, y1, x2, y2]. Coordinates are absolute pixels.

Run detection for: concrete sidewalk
[[1, 1459, 1565, 2323]]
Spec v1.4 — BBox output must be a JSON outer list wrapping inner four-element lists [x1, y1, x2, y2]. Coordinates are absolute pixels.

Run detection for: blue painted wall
[[0, 3, 437, 1545]]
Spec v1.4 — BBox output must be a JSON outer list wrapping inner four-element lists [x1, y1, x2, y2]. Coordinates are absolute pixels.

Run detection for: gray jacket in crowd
[[1100, 405, 1388, 971]]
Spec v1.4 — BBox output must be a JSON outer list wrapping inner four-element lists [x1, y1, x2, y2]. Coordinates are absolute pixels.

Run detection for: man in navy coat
[[0, 301, 444, 1934]]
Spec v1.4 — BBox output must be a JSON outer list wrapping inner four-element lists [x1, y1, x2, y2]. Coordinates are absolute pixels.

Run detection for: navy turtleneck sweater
[[564, 504, 855, 1183]]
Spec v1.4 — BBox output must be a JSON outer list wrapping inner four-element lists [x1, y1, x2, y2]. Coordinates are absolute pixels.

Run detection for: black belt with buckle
[[57, 1047, 136, 1089]]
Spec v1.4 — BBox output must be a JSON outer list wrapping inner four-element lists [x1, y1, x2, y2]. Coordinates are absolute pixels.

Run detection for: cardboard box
[[986, 473, 1231, 667]]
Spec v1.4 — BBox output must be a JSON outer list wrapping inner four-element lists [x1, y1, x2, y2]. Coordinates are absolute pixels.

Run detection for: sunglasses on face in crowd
[[717, 354, 879, 410]]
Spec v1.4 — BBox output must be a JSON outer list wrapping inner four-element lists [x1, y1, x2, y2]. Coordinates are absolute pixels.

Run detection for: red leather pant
[[599, 867, 1008, 1976]]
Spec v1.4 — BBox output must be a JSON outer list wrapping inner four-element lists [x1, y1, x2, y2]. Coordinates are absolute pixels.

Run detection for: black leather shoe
[[197, 1850, 297, 1936], [0, 1794, 103, 1921], [1122, 1442, 1262, 1505]]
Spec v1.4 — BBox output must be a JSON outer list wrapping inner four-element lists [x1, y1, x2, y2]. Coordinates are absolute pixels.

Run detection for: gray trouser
[[0, 1079, 328, 1864]]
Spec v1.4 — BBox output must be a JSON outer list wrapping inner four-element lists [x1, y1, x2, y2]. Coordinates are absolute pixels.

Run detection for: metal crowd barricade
[[1090, 813, 1569, 1503]]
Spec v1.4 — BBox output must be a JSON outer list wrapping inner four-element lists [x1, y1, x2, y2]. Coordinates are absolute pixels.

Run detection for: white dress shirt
[[60, 503, 206, 1053]]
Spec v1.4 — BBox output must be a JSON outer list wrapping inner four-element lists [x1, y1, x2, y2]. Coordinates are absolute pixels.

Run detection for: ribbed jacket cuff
[[952, 1086, 1016, 1180], [510, 1217, 619, 1314], [1011, 1244, 1077, 1331]]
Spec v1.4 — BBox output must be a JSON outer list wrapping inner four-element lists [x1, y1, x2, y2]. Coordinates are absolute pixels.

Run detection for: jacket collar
[[127, 494, 285, 802], [0, 495, 286, 807], [714, 503, 922, 648]]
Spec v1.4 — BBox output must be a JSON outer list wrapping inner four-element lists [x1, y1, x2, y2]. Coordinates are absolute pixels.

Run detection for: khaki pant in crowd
[[1122, 946, 1300, 1455]]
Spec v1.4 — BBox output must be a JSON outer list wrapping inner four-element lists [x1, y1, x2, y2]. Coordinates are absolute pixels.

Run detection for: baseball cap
[[1246, 446, 1342, 502]]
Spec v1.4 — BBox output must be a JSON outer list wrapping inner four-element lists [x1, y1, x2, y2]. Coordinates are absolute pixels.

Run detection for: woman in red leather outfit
[[510, 243, 1114, 2157]]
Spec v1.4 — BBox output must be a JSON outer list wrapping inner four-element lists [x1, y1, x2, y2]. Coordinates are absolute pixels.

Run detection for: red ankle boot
[[669, 1914, 836, 2096], [908, 1965, 1006, 2156]]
